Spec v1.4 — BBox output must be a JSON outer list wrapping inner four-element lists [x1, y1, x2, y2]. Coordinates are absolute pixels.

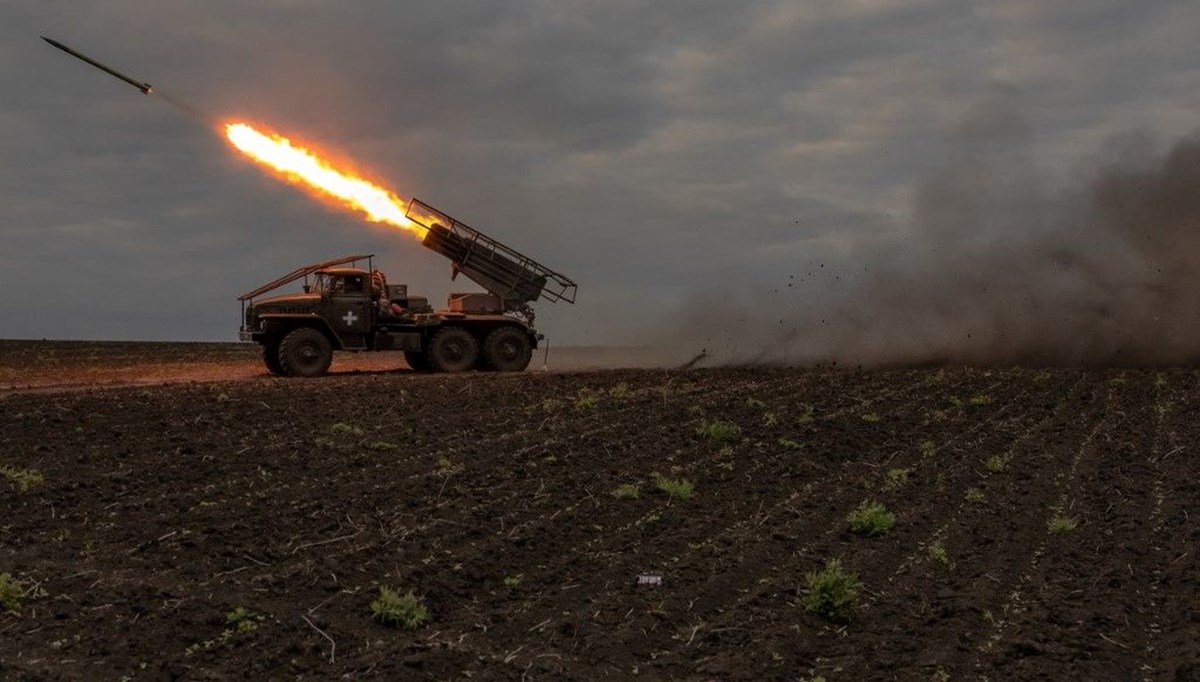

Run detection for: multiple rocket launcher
[[40, 36, 577, 313]]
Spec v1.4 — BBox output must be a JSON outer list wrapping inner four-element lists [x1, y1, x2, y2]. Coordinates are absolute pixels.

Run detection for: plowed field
[[1, 348, 1197, 680]]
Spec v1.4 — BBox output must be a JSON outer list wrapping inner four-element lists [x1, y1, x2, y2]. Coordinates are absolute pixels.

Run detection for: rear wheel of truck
[[262, 339, 284, 376], [482, 326, 533, 371], [278, 328, 333, 377], [404, 351, 432, 372], [427, 327, 478, 373]]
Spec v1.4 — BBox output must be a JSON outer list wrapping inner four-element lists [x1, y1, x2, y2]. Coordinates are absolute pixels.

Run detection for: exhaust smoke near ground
[[674, 103, 1200, 367]]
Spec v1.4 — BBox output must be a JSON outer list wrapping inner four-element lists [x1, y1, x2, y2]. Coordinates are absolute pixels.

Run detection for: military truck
[[238, 199, 576, 376]]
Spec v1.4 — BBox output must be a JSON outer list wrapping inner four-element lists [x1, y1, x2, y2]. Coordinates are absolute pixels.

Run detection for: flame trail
[[224, 122, 425, 238]]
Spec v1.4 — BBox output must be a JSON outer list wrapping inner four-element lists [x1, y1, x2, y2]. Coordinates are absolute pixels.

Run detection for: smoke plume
[[678, 99, 1200, 367]]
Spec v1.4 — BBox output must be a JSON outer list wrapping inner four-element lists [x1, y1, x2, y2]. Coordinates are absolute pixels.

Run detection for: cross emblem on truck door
[[342, 311, 358, 326]]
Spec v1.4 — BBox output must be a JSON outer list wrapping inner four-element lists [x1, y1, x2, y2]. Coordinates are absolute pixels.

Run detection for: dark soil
[[0, 345, 1196, 680], [0, 340, 682, 391]]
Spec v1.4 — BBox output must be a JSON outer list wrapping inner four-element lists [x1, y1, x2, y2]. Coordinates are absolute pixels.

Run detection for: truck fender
[[259, 314, 343, 350]]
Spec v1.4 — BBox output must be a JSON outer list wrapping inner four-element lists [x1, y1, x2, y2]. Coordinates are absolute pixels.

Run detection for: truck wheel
[[482, 326, 533, 372], [278, 328, 333, 377], [262, 339, 285, 376], [427, 327, 478, 373], [404, 351, 432, 372]]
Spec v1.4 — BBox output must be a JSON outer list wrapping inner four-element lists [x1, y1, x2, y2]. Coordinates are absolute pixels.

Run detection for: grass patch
[[847, 502, 896, 536], [969, 393, 992, 406], [225, 607, 260, 635], [608, 382, 631, 399], [696, 419, 741, 443], [370, 587, 429, 630], [762, 412, 779, 427], [503, 574, 523, 589], [1048, 513, 1078, 534], [860, 412, 882, 423], [184, 606, 262, 656], [797, 404, 816, 425], [882, 468, 910, 491], [612, 482, 641, 499], [0, 573, 23, 613], [435, 456, 462, 477], [366, 441, 398, 451], [574, 393, 599, 410], [928, 541, 949, 565], [778, 438, 802, 451], [964, 488, 986, 503], [803, 559, 860, 623], [330, 422, 365, 437], [920, 440, 937, 458], [984, 453, 1010, 473], [0, 467, 44, 493], [653, 474, 695, 501]]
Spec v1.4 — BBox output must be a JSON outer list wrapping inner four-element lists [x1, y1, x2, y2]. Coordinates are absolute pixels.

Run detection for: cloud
[[0, 1, 1197, 353]]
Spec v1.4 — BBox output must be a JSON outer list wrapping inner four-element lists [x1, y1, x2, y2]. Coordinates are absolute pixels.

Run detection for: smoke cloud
[[674, 98, 1200, 367]]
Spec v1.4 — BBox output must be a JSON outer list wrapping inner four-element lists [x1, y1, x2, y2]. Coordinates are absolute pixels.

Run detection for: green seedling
[[928, 541, 949, 565], [984, 454, 1010, 473], [612, 483, 641, 499], [225, 607, 259, 635], [330, 422, 364, 437], [370, 587, 429, 630], [797, 404, 816, 425], [654, 474, 694, 501], [883, 468, 910, 491], [803, 559, 860, 623], [1048, 513, 1078, 534], [696, 419, 741, 443], [0, 573, 23, 613], [0, 467, 44, 492], [847, 502, 896, 536]]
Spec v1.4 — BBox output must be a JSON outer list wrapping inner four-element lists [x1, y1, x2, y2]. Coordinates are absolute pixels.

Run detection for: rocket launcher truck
[[238, 199, 577, 376]]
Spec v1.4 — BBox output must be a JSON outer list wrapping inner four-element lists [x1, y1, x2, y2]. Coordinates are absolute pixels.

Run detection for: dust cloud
[[670, 99, 1200, 367]]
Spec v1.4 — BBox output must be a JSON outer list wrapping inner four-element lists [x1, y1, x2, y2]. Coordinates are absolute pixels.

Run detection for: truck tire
[[482, 326, 533, 372], [277, 327, 333, 377], [404, 351, 432, 372], [262, 339, 285, 376], [427, 327, 478, 373]]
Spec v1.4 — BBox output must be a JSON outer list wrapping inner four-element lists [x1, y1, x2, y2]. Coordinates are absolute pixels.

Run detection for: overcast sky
[[2, 1, 1198, 347]]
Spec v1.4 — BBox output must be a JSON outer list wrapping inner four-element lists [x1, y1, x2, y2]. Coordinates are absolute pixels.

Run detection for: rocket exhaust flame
[[224, 123, 425, 238]]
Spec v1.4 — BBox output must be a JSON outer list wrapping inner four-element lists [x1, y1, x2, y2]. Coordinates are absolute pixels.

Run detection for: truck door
[[330, 274, 371, 348]]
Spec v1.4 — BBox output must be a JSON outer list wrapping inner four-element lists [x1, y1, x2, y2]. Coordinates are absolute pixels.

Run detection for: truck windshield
[[311, 273, 332, 295]]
